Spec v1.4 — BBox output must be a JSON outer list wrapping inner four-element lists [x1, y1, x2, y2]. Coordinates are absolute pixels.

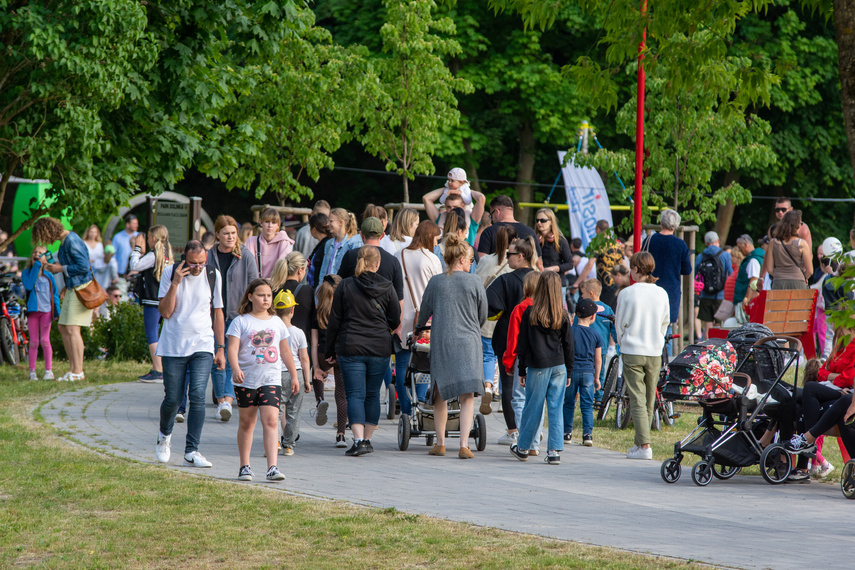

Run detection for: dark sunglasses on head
[[774, 207, 788, 213]]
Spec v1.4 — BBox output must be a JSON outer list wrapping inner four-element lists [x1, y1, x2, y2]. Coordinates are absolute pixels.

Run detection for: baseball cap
[[822, 237, 843, 257], [576, 298, 598, 319], [447, 167, 468, 182], [274, 289, 298, 310], [361, 217, 384, 238]]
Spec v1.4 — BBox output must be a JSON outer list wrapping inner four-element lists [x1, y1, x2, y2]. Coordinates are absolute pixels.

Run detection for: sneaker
[[497, 432, 518, 446], [184, 451, 212, 468], [811, 460, 835, 478], [282, 445, 295, 456], [492, 392, 501, 402], [545, 452, 561, 465], [363, 440, 374, 454], [138, 370, 163, 383], [345, 442, 360, 456], [28, 371, 38, 381], [626, 445, 653, 460], [787, 469, 811, 483], [785, 434, 817, 456], [582, 434, 593, 447], [238, 465, 254, 481], [335, 434, 347, 448], [480, 390, 493, 415], [218, 402, 232, 422], [43, 370, 54, 381], [509, 444, 529, 461], [266, 465, 285, 481], [175, 411, 185, 423], [354, 440, 371, 456], [563, 432, 572, 443], [315, 400, 329, 426], [155, 434, 171, 463]]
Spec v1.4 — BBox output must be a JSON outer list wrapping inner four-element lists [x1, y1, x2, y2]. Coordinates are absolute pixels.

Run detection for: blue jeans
[[211, 318, 235, 401], [160, 352, 214, 454], [564, 369, 595, 436], [511, 363, 526, 425], [518, 366, 567, 452], [394, 348, 427, 416], [481, 336, 496, 388], [338, 354, 389, 426]]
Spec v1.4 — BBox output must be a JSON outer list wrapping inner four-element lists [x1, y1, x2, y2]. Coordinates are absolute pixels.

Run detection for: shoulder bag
[[74, 268, 108, 309], [400, 250, 421, 332]]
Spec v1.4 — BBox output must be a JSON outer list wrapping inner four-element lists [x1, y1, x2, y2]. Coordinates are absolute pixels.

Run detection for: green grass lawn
[[0, 361, 705, 569]]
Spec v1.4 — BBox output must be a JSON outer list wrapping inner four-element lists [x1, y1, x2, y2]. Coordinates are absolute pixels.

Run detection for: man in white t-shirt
[[154, 240, 225, 468]]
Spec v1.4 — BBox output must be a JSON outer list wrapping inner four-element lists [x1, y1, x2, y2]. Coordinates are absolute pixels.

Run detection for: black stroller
[[659, 333, 801, 486], [396, 326, 488, 451]]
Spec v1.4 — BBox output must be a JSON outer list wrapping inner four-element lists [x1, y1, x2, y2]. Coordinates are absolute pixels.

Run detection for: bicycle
[[0, 273, 28, 366]]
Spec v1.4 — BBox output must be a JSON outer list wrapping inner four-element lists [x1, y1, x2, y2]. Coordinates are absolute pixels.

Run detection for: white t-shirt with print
[[285, 324, 308, 371], [156, 265, 223, 357], [227, 314, 290, 390]]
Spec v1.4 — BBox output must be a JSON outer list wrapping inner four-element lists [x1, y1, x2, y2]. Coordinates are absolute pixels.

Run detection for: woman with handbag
[[394, 220, 442, 416], [32, 216, 103, 381], [759, 210, 813, 290]]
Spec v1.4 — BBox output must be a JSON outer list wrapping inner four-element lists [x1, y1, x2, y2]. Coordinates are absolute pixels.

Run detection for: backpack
[[697, 250, 726, 295]]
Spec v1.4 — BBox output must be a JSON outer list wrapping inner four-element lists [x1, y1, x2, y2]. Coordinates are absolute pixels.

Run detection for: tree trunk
[[834, 0, 855, 182], [0, 156, 19, 216], [714, 171, 739, 244], [462, 139, 482, 195], [516, 121, 536, 226], [402, 173, 409, 204]]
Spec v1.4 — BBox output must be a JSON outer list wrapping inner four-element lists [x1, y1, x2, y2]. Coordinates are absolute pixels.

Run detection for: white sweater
[[615, 282, 671, 357]]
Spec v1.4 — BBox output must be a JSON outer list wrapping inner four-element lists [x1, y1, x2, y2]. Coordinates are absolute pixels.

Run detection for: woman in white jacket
[[615, 251, 670, 460]]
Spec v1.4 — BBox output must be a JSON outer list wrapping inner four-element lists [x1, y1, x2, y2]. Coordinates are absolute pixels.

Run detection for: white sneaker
[[218, 401, 232, 422], [627, 445, 653, 460], [184, 451, 212, 468], [155, 434, 171, 463], [28, 371, 38, 381], [811, 460, 834, 478], [497, 432, 518, 446], [43, 370, 54, 381]]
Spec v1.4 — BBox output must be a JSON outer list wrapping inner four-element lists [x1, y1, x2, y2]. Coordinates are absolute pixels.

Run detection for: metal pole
[[633, 2, 647, 253], [581, 120, 589, 155], [189, 197, 202, 241]]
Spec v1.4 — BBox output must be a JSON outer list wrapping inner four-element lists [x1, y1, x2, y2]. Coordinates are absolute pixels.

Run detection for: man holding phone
[[154, 240, 225, 468]]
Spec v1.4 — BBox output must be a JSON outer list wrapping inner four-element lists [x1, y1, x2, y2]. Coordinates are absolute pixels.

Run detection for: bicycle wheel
[[0, 319, 19, 366], [662, 400, 676, 427], [651, 402, 661, 431], [614, 380, 631, 430], [597, 355, 620, 420]]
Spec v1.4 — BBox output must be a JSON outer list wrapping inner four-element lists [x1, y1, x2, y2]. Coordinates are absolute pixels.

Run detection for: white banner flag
[[558, 151, 613, 250]]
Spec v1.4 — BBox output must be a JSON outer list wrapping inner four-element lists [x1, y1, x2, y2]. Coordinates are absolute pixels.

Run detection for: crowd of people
[[14, 172, 855, 483]]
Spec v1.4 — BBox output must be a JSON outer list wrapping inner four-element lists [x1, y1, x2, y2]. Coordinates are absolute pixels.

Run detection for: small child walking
[[21, 246, 60, 380], [227, 279, 299, 482], [576, 279, 617, 406], [564, 298, 603, 446], [510, 271, 574, 465], [274, 289, 312, 456]]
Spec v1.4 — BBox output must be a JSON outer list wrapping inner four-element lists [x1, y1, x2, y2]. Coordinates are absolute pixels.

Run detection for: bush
[[49, 322, 96, 361], [90, 302, 150, 361]]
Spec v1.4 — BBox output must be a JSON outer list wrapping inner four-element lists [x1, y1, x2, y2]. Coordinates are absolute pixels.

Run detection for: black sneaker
[[238, 465, 253, 481], [345, 442, 360, 456], [545, 453, 561, 465], [785, 434, 817, 457], [354, 440, 371, 456], [582, 434, 593, 447], [509, 444, 529, 461], [787, 469, 811, 484], [563, 432, 572, 443], [363, 439, 374, 454]]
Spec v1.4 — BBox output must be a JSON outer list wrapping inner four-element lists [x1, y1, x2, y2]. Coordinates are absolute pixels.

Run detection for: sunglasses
[[774, 207, 788, 213], [491, 209, 501, 218], [186, 263, 206, 269], [535, 218, 550, 224], [507, 251, 522, 257]]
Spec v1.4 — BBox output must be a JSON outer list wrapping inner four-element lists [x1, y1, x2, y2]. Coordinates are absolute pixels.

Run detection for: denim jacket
[[21, 262, 61, 319], [57, 231, 93, 289], [318, 235, 356, 283]]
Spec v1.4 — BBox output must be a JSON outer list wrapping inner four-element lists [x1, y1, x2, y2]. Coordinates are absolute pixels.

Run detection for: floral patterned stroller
[[659, 336, 800, 486]]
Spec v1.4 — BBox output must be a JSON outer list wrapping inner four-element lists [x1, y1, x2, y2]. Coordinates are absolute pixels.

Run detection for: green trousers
[[622, 354, 661, 447]]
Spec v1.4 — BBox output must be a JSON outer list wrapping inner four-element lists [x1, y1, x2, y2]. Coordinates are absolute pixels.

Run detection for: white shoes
[[217, 401, 232, 422], [184, 451, 212, 468], [626, 445, 653, 460], [497, 432, 518, 446], [43, 370, 54, 381], [155, 434, 172, 463], [28, 371, 38, 381]]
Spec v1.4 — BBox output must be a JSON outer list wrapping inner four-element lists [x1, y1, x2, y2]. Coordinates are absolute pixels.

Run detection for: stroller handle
[[750, 335, 802, 352], [414, 324, 431, 333]]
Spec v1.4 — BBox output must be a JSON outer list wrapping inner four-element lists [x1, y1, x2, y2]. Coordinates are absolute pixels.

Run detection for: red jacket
[[503, 298, 533, 373], [818, 339, 855, 389]]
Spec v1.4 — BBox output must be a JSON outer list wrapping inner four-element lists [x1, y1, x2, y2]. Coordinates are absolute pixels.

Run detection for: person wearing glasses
[[770, 197, 812, 254], [416, 233, 487, 459], [476, 195, 543, 270], [533, 208, 573, 296]]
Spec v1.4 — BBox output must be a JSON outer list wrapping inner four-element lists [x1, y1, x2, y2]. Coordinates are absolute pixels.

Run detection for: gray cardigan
[[206, 245, 259, 321]]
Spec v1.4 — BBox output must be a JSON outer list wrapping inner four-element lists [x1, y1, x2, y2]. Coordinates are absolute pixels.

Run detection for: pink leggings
[[27, 311, 53, 371]]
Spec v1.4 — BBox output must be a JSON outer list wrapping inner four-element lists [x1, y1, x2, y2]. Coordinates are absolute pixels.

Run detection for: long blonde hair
[[83, 224, 102, 243], [355, 245, 381, 277], [149, 225, 173, 281], [389, 208, 419, 242], [316, 275, 342, 329], [529, 271, 566, 330], [330, 208, 358, 240], [535, 208, 565, 253], [269, 259, 289, 291]]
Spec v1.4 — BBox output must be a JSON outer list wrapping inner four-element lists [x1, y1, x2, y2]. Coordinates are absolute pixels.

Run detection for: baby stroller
[[659, 334, 801, 486], [396, 325, 488, 451]]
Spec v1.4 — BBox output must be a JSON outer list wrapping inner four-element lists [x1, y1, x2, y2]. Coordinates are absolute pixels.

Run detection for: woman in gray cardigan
[[417, 233, 487, 459], [206, 215, 259, 421]]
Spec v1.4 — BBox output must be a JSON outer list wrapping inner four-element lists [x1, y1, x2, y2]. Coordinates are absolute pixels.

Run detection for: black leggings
[[808, 394, 855, 456], [498, 365, 517, 431], [802, 382, 844, 430]]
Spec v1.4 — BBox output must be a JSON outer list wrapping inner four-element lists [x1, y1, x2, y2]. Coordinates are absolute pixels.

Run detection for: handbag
[[400, 250, 421, 333], [74, 269, 108, 309], [714, 299, 734, 322]]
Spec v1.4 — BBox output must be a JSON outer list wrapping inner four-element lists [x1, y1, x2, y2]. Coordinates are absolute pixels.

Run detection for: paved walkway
[[42, 382, 852, 570]]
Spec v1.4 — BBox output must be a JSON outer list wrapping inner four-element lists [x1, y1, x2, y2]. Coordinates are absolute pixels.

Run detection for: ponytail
[[443, 233, 470, 274], [495, 225, 518, 265], [148, 225, 173, 281], [316, 275, 342, 329], [355, 245, 381, 277], [511, 237, 536, 269]]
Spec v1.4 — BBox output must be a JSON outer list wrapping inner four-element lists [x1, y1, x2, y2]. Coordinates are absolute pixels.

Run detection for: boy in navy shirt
[[564, 298, 602, 446], [576, 279, 617, 405]]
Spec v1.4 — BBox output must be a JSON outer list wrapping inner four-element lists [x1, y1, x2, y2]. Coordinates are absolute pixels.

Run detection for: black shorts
[[698, 298, 722, 323], [234, 385, 282, 408]]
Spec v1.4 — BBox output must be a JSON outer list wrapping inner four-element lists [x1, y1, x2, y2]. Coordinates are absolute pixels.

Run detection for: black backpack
[[697, 250, 726, 295]]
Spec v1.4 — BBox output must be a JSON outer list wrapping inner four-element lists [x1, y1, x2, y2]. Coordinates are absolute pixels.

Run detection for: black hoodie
[[325, 271, 401, 358]]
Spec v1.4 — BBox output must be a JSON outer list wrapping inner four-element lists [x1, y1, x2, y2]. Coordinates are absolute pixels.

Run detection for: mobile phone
[[181, 253, 186, 263], [41, 250, 54, 263]]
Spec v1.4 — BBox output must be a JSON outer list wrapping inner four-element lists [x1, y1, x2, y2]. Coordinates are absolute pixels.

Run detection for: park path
[[41, 382, 852, 570]]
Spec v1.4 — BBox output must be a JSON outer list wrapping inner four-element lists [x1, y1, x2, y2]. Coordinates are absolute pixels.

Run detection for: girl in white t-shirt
[[227, 279, 299, 482]]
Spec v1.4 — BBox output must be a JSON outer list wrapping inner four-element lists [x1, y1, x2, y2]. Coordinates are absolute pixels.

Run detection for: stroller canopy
[[663, 339, 738, 400]]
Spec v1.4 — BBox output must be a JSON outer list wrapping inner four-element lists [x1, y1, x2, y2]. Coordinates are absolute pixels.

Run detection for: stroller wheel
[[711, 464, 741, 480], [397, 414, 411, 451], [386, 386, 398, 420], [660, 458, 682, 484], [691, 461, 713, 486], [426, 434, 434, 447], [760, 443, 792, 484], [473, 413, 487, 452], [841, 460, 855, 499]]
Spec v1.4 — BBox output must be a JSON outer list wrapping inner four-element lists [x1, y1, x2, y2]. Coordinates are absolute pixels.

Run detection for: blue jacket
[[318, 235, 356, 283], [57, 231, 92, 289], [21, 262, 61, 319]]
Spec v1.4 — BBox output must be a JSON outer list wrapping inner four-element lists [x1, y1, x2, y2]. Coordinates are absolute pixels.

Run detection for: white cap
[[447, 167, 468, 182], [822, 237, 843, 257]]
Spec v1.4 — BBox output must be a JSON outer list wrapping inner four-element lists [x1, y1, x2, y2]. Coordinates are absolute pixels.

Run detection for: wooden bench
[[746, 289, 818, 359]]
